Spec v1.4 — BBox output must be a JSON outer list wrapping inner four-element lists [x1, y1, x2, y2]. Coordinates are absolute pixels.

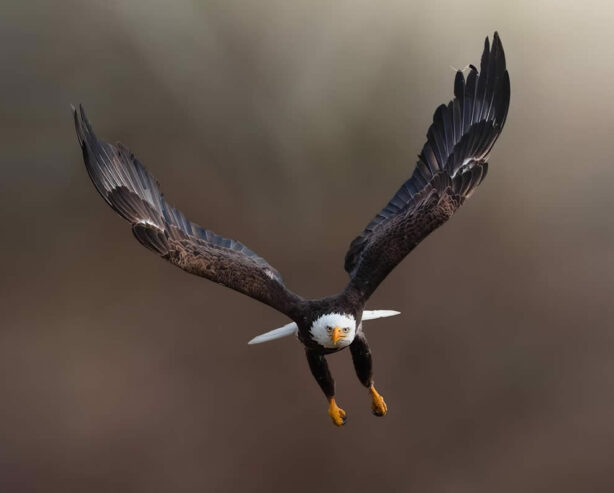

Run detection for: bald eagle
[[74, 33, 509, 426]]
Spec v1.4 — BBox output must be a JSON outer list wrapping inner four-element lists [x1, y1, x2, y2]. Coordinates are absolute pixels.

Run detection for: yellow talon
[[328, 398, 347, 427], [369, 385, 387, 417]]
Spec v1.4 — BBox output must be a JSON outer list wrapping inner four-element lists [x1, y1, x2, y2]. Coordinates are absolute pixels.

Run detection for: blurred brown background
[[2, 0, 614, 491]]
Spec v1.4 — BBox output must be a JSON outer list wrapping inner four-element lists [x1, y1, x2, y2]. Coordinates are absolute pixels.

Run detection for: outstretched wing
[[74, 106, 303, 318], [344, 32, 510, 302]]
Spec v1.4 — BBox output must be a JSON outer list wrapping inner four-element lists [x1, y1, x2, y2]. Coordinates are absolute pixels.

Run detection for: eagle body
[[74, 33, 510, 426]]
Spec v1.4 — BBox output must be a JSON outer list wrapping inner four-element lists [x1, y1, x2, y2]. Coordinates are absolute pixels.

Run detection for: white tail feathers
[[247, 322, 298, 345], [362, 310, 401, 320], [247, 309, 400, 345]]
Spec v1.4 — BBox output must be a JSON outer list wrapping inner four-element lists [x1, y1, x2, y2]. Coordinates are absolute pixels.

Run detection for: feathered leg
[[350, 332, 387, 417], [306, 349, 346, 426]]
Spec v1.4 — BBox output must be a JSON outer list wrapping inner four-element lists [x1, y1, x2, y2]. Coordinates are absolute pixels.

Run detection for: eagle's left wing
[[74, 106, 304, 318], [343, 33, 510, 303]]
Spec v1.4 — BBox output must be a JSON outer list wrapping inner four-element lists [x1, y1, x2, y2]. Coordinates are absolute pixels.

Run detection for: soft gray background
[[2, 0, 614, 491]]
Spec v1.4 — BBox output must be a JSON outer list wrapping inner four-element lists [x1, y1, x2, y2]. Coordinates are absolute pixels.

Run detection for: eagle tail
[[248, 322, 298, 345], [362, 310, 401, 321]]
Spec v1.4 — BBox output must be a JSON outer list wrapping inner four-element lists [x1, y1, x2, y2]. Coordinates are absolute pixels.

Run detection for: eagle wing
[[74, 106, 303, 318], [344, 33, 510, 303]]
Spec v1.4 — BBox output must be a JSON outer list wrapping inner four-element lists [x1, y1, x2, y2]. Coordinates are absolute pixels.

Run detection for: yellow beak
[[330, 327, 343, 345]]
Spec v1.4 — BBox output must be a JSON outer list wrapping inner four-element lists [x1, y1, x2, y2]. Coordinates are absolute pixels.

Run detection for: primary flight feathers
[[73, 106, 303, 318], [345, 33, 509, 300]]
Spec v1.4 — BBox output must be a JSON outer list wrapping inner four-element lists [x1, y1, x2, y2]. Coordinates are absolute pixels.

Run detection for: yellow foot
[[369, 385, 387, 417], [328, 398, 347, 427]]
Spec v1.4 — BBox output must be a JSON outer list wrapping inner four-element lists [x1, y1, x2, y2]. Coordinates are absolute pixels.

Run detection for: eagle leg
[[306, 349, 346, 427], [350, 332, 388, 417], [328, 398, 347, 427], [369, 385, 388, 417]]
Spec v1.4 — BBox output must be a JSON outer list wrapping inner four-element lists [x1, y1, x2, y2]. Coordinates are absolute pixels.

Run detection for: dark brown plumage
[[74, 32, 510, 426], [74, 108, 304, 319], [344, 32, 509, 303]]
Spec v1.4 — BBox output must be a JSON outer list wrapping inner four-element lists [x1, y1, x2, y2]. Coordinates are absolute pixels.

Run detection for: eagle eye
[[343, 327, 349, 333]]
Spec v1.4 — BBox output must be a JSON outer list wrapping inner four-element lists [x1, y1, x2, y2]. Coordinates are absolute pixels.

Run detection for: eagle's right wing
[[344, 33, 510, 303], [74, 106, 304, 318]]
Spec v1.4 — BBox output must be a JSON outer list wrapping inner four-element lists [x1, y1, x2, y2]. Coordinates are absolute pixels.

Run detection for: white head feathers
[[309, 312, 356, 349]]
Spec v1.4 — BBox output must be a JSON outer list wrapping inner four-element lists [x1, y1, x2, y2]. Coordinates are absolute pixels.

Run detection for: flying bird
[[74, 32, 509, 426]]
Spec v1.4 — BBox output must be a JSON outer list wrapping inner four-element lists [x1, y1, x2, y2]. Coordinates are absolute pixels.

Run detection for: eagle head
[[309, 313, 356, 349]]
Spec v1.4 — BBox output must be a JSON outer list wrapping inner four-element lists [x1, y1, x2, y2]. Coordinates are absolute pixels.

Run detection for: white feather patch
[[362, 310, 401, 320], [248, 322, 298, 345], [136, 218, 163, 230]]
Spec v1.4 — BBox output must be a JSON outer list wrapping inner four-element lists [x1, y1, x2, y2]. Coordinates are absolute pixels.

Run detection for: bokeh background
[[2, 0, 614, 491]]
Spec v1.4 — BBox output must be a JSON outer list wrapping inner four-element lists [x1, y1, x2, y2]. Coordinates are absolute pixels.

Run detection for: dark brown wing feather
[[74, 106, 303, 318], [344, 32, 510, 302]]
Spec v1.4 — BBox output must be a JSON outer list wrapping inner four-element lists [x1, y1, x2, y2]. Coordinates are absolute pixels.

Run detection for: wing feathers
[[132, 221, 168, 255], [74, 106, 302, 317], [343, 33, 509, 302]]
